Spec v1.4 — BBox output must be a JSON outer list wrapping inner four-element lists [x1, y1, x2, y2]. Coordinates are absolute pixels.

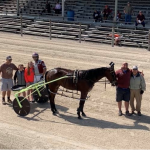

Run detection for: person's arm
[[140, 75, 146, 94], [14, 71, 18, 85], [142, 15, 145, 22], [24, 69, 29, 83], [42, 61, 47, 75]]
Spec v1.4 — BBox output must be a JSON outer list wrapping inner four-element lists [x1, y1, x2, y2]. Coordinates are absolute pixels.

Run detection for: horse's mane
[[80, 67, 108, 81]]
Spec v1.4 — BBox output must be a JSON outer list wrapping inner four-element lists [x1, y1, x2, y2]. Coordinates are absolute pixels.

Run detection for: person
[[130, 66, 146, 116], [0, 56, 18, 105], [115, 63, 132, 116], [32, 52, 47, 83], [117, 10, 122, 21], [54, 2, 61, 14], [103, 5, 111, 20], [135, 11, 145, 28], [24, 61, 34, 102], [124, 2, 133, 23], [41, 1, 51, 15], [93, 10, 102, 22], [14, 64, 26, 97], [108, 33, 123, 45]]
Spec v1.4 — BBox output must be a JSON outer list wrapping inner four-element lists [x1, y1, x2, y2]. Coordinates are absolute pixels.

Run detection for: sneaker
[[7, 99, 12, 104], [118, 110, 123, 116], [126, 111, 132, 116], [2, 99, 6, 105], [132, 111, 135, 114], [138, 111, 142, 116]]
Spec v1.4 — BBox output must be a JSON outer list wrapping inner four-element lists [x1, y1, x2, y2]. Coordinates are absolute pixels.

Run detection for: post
[[112, 0, 118, 47], [17, 0, 19, 16], [20, 14, 23, 36], [79, 23, 81, 43], [148, 30, 150, 51], [62, 0, 65, 18], [49, 20, 52, 40]]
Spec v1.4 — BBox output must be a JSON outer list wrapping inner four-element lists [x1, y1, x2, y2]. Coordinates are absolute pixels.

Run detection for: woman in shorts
[[24, 61, 34, 102]]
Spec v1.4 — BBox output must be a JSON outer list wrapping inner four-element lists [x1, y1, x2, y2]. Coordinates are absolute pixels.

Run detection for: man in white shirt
[[32, 53, 47, 83], [55, 2, 61, 14]]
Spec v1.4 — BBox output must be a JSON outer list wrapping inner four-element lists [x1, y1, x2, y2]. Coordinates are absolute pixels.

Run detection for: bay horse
[[45, 62, 117, 119]]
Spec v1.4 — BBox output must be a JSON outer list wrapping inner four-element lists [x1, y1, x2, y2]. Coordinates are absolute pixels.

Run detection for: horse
[[45, 62, 117, 119]]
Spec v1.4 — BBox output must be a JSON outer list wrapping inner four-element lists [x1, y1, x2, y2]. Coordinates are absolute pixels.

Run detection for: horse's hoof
[[82, 112, 86, 117], [52, 112, 56, 116], [78, 116, 82, 119]]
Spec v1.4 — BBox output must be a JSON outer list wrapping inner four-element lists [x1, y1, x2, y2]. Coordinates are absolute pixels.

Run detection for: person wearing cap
[[116, 63, 131, 116], [0, 56, 18, 105], [103, 5, 111, 20], [130, 66, 146, 116], [32, 52, 47, 83], [124, 2, 133, 23], [135, 11, 145, 28]]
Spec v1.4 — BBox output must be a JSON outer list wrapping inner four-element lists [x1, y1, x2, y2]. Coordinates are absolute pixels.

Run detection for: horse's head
[[105, 62, 117, 86]]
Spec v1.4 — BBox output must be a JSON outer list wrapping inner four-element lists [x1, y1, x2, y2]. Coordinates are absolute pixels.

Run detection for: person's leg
[[124, 88, 131, 115], [130, 89, 136, 112], [141, 21, 145, 27], [135, 21, 138, 27], [116, 87, 123, 115], [125, 14, 128, 23], [22, 91, 26, 97], [7, 79, 13, 103], [135, 89, 142, 115], [128, 15, 131, 22]]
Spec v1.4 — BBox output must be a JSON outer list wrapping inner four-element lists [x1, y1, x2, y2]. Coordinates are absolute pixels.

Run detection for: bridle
[[109, 62, 117, 86]]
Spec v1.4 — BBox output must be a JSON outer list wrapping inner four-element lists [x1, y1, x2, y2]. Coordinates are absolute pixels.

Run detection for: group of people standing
[[0, 56, 146, 116], [116, 63, 146, 116], [0, 53, 46, 104]]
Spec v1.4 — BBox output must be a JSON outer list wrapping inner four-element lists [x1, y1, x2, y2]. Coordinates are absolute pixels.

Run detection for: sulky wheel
[[33, 87, 49, 103], [13, 97, 30, 116]]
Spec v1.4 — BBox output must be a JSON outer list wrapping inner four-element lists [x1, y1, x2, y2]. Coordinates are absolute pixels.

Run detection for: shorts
[[116, 87, 130, 102], [1, 78, 13, 91]]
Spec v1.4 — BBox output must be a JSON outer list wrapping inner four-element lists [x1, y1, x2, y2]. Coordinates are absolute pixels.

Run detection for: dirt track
[[0, 32, 150, 149]]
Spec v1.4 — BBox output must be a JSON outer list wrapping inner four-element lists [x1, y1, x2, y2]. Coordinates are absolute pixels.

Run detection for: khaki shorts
[[1, 78, 13, 91]]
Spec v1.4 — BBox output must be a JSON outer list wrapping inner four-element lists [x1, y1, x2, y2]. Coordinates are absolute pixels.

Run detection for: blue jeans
[[135, 21, 145, 27], [125, 14, 131, 22]]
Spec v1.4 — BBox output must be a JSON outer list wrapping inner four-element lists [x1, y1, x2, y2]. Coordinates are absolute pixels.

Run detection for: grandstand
[[0, 0, 150, 48]]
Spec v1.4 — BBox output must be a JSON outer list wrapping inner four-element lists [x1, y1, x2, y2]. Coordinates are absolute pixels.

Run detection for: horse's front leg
[[77, 92, 87, 119]]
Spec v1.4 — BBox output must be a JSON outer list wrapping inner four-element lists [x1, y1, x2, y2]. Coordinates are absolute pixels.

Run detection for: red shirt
[[116, 68, 131, 88], [24, 67, 34, 83]]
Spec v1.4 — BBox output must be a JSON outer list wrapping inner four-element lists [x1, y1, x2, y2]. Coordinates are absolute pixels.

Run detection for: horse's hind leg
[[77, 92, 87, 119], [48, 86, 59, 115]]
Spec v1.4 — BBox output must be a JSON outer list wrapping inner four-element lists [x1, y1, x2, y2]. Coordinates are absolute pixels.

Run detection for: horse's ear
[[109, 62, 115, 68]]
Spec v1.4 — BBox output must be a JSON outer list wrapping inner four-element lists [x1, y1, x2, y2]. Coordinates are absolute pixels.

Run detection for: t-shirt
[[124, 6, 133, 15], [137, 14, 145, 21], [0, 63, 18, 79], [55, 4, 61, 9]]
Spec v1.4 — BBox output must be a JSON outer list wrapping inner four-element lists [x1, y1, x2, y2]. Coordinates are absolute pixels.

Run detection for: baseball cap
[[32, 52, 39, 57], [133, 66, 138, 70], [6, 56, 12, 60]]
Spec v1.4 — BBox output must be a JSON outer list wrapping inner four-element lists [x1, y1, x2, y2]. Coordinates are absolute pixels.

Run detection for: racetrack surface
[[0, 32, 150, 149]]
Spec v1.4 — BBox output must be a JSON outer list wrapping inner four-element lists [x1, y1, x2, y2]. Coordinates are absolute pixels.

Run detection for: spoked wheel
[[33, 87, 49, 103], [13, 97, 30, 116]]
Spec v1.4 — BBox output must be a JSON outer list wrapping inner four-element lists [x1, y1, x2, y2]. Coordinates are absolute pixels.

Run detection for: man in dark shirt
[[41, 1, 51, 15], [0, 56, 18, 105], [103, 5, 111, 20], [116, 63, 132, 116], [93, 10, 102, 22], [135, 11, 145, 27]]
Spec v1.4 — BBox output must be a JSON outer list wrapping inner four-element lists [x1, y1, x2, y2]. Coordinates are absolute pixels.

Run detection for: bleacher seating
[[0, 0, 150, 49]]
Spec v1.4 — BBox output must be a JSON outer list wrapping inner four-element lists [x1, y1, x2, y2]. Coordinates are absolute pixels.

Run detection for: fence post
[[49, 20, 51, 40], [111, 24, 115, 47], [20, 14, 23, 37], [79, 23, 81, 43], [148, 30, 150, 51]]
